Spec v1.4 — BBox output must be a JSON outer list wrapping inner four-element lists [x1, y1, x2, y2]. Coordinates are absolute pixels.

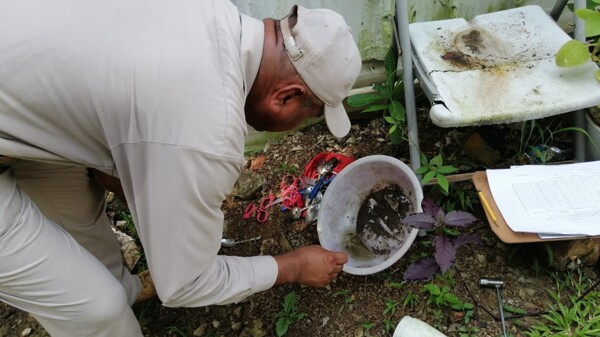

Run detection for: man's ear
[[273, 84, 306, 108]]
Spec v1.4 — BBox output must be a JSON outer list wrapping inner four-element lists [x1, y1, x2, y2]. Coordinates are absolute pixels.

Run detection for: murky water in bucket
[[342, 184, 413, 264]]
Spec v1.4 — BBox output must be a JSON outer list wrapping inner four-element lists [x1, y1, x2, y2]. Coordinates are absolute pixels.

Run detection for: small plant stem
[[572, 275, 600, 305]]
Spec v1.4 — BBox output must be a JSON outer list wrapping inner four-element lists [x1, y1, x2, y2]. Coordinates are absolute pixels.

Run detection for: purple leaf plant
[[402, 197, 482, 281]]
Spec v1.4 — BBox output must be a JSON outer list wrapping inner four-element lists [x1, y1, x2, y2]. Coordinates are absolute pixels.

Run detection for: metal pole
[[396, 0, 421, 173], [495, 286, 508, 337], [574, 0, 586, 162], [550, 0, 568, 21]]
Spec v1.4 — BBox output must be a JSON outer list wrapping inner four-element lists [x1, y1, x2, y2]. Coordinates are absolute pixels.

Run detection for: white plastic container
[[317, 155, 422, 275], [393, 316, 447, 337]]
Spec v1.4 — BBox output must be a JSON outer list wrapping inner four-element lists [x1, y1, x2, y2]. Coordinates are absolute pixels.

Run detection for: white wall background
[[230, 0, 574, 62]]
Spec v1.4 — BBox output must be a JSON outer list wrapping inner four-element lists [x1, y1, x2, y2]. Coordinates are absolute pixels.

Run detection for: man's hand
[[274, 245, 348, 287]]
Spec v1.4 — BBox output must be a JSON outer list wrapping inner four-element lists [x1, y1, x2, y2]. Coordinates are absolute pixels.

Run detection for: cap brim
[[324, 104, 351, 138]]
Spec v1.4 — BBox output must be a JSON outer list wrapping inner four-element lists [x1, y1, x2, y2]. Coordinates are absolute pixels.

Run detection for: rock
[[463, 132, 501, 167], [231, 322, 242, 331], [476, 254, 487, 264], [212, 320, 220, 328], [518, 288, 536, 300], [20, 328, 31, 336], [447, 323, 461, 333], [276, 232, 294, 253], [193, 323, 207, 336], [248, 155, 266, 170], [112, 227, 140, 271], [238, 319, 266, 337], [259, 238, 284, 256], [231, 169, 264, 200], [544, 238, 600, 271]]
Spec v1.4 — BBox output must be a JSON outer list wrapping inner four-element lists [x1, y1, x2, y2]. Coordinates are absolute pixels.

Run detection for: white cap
[[280, 5, 362, 138]]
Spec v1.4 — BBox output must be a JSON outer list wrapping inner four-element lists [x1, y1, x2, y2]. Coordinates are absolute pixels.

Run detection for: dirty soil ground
[[1, 107, 595, 337]]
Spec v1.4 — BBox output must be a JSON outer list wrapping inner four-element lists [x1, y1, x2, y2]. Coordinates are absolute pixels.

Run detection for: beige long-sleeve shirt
[[0, 0, 278, 307]]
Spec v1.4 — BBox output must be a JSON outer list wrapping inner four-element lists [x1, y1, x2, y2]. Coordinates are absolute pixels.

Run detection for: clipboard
[[472, 171, 583, 243]]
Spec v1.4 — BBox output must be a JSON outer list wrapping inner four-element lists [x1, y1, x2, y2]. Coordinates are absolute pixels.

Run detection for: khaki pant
[[0, 161, 142, 336]]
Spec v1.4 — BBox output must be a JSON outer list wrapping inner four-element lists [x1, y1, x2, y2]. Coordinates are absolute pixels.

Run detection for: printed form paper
[[486, 161, 600, 236]]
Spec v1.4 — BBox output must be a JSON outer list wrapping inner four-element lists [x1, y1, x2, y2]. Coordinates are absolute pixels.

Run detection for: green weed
[[275, 162, 298, 175], [332, 289, 354, 304], [422, 281, 475, 324], [516, 118, 594, 164], [119, 211, 138, 239], [525, 269, 600, 336], [458, 325, 480, 337], [275, 291, 305, 337], [415, 152, 457, 195], [382, 299, 401, 333], [347, 48, 406, 144]]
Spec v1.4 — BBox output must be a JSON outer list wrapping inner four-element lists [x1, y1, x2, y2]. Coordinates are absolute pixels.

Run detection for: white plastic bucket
[[317, 155, 422, 275], [393, 316, 447, 337]]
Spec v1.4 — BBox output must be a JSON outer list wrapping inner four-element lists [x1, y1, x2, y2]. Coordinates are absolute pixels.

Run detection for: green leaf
[[437, 175, 450, 194], [283, 292, 296, 308], [383, 116, 397, 124], [389, 128, 402, 144], [575, 8, 598, 20], [423, 283, 441, 295], [362, 104, 390, 113], [502, 305, 527, 315], [276, 318, 289, 336], [555, 40, 591, 67], [415, 166, 429, 174], [437, 165, 458, 174], [584, 14, 600, 38], [443, 293, 461, 305], [419, 152, 428, 165], [389, 100, 406, 120], [392, 80, 405, 99], [388, 124, 397, 134], [421, 171, 436, 185], [430, 154, 443, 166], [450, 303, 463, 310], [372, 83, 386, 94], [384, 48, 397, 82], [347, 93, 384, 107]]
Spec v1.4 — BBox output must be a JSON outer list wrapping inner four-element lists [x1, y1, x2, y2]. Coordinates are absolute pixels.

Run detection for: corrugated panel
[[231, 0, 572, 62], [231, 0, 395, 61]]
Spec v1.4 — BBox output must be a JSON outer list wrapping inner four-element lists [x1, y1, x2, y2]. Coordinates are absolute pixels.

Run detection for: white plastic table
[[395, 1, 600, 170]]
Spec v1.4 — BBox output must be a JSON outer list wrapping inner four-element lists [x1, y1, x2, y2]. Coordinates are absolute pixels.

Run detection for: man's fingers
[[331, 251, 348, 264]]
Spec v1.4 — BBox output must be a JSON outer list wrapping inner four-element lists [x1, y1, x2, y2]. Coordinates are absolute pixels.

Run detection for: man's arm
[[90, 168, 348, 289]]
